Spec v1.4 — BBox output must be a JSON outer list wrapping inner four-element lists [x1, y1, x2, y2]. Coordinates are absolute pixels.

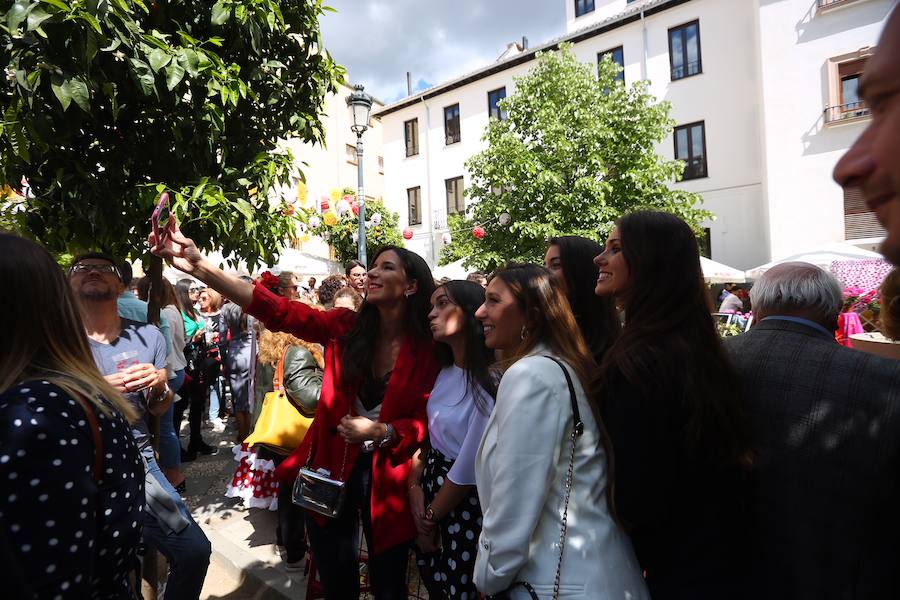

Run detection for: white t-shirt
[[428, 365, 494, 485]]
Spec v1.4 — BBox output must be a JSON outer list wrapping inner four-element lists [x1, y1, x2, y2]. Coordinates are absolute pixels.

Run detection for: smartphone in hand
[[151, 192, 172, 243]]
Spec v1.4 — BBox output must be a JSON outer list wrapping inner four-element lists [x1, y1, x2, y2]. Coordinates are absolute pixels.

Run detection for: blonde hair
[[258, 330, 325, 369], [0, 234, 138, 422], [202, 288, 223, 311]]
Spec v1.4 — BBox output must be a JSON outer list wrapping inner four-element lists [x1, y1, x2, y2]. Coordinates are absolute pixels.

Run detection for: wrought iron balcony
[[824, 102, 870, 124]]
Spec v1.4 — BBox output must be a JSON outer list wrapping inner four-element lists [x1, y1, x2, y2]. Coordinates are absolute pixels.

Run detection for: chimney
[[406, 71, 412, 96], [522, 36, 529, 50]]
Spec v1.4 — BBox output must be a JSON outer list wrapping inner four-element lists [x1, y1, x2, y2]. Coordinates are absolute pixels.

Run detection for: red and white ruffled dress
[[225, 443, 279, 510]]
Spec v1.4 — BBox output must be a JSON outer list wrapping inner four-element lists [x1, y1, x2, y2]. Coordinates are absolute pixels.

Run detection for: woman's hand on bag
[[337, 414, 380, 444]]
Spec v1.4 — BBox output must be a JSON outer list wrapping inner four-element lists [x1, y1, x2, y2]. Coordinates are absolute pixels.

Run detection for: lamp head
[[346, 84, 374, 135]]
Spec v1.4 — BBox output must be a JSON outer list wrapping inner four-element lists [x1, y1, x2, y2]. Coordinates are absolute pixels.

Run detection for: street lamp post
[[346, 84, 374, 267]]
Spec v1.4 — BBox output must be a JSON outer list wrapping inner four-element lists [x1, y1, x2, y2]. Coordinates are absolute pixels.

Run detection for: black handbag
[[487, 356, 584, 600]]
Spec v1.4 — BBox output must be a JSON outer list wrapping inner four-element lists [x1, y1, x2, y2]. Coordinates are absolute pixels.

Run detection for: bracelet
[[379, 423, 395, 448], [151, 383, 171, 403], [408, 482, 421, 490]]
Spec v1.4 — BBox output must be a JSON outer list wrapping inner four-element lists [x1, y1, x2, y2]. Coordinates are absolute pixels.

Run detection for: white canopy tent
[[745, 243, 883, 280], [700, 257, 746, 284], [431, 259, 470, 281]]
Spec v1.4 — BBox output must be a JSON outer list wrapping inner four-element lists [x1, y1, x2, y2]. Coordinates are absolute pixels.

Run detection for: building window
[[825, 52, 872, 124], [444, 104, 460, 145], [487, 87, 507, 121], [445, 176, 465, 215], [669, 20, 702, 81], [598, 46, 625, 83], [407, 187, 421, 226], [575, 0, 594, 17], [674, 121, 708, 180], [404, 118, 419, 157], [698, 228, 711, 258], [345, 144, 357, 165], [378, 156, 384, 175]]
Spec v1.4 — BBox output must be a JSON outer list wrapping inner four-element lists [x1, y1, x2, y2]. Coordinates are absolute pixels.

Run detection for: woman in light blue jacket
[[473, 264, 648, 599]]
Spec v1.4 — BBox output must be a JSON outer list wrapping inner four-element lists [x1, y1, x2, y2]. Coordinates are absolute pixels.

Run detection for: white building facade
[[375, 0, 892, 270]]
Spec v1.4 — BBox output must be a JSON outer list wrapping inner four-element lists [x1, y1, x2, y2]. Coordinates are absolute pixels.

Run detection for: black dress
[[0, 380, 145, 599], [600, 372, 749, 600]]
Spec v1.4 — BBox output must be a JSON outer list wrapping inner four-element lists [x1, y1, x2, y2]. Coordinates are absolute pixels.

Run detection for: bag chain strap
[[545, 356, 583, 600]]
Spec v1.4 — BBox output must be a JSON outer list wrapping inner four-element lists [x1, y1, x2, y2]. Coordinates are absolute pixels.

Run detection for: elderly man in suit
[[834, 6, 900, 266], [726, 262, 900, 600]]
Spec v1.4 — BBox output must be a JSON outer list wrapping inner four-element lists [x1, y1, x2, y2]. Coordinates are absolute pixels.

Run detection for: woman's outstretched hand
[[149, 215, 202, 274]]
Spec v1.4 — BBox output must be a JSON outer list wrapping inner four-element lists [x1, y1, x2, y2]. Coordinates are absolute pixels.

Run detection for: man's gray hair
[[750, 262, 843, 322]]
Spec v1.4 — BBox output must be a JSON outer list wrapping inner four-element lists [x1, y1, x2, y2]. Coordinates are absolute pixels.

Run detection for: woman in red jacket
[[152, 226, 439, 599]]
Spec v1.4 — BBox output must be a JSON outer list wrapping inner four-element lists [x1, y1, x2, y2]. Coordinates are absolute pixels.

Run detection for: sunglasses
[[71, 263, 119, 276]]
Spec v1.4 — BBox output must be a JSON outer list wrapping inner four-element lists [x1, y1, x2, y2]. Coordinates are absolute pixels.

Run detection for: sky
[[319, 0, 566, 105]]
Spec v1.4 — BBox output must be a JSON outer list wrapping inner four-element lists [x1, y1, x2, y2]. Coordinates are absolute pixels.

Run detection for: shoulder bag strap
[[543, 356, 584, 600], [273, 347, 289, 392]]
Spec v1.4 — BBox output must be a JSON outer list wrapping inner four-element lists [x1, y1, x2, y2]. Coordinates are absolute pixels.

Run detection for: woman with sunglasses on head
[[593, 211, 751, 599], [544, 235, 621, 364], [472, 264, 648, 599], [408, 280, 496, 600], [152, 223, 439, 600]]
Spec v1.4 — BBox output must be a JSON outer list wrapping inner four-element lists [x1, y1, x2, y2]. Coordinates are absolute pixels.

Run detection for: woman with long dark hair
[[472, 264, 647, 599], [545, 235, 621, 363], [0, 233, 144, 598], [173, 279, 217, 459], [408, 280, 495, 599], [152, 223, 439, 600], [594, 210, 750, 599]]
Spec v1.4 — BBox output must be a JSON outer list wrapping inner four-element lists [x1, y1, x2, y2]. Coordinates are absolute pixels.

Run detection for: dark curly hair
[[317, 274, 347, 308]]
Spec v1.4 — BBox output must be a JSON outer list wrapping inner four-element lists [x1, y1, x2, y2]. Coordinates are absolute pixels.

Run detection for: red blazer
[[245, 284, 439, 553]]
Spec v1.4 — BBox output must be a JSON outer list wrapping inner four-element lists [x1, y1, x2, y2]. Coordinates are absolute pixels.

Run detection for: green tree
[[1, 0, 344, 268], [296, 189, 403, 264], [441, 43, 712, 271]]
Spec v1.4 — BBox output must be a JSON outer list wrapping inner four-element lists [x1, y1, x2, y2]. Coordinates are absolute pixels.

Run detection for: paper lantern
[[309, 216, 321, 229], [351, 201, 360, 216], [297, 222, 307, 233], [330, 189, 341, 201], [296, 181, 308, 206], [342, 194, 353, 203], [323, 212, 338, 226], [441, 233, 452, 246], [336, 199, 351, 215], [403, 227, 414, 240], [371, 212, 382, 226], [320, 197, 330, 212], [472, 226, 486, 239]]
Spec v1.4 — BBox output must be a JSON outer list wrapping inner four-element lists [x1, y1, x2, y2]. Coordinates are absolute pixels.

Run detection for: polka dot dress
[[415, 447, 483, 600], [0, 380, 145, 599]]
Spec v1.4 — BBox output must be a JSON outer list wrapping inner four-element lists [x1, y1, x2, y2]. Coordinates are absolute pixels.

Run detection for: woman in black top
[[0, 233, 144, 599], [593, 211, 751, 599], [544, 235, 621, 364]]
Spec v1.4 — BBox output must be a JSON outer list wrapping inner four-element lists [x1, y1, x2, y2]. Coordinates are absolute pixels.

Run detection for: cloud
[[320, 0, 564, 104]]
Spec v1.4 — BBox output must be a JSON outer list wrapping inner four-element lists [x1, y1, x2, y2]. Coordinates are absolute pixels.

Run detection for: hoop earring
[[520, 325, 527, 340]]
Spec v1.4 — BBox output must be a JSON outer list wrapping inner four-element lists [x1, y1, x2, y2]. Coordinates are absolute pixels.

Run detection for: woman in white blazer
[[473, 264, 648, 600]]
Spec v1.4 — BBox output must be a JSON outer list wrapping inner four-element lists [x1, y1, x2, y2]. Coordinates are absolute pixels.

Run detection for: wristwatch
[[379, 423, 395, 448]]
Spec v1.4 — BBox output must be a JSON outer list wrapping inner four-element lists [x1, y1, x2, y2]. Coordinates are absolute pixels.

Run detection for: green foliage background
[[1, 0, 344, 268], [441, 43, 712, 271]]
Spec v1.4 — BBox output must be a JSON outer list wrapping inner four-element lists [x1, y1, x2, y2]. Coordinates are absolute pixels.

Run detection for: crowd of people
[[2, 7, 900, 600]]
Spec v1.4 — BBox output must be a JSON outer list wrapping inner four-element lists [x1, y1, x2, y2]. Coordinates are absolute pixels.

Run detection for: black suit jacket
[[726, 319, 900, 600]]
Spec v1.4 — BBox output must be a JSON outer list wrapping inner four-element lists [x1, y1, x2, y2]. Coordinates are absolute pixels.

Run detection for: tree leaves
[[1, 0, 344, 267], [210, 0, 231, 26]]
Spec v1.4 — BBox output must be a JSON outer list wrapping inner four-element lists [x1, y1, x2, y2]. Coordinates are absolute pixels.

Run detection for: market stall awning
[[745, 243, 883, 280], [700, 256, 746, 284]]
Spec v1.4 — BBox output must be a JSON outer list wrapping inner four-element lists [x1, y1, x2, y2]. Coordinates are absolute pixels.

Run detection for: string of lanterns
[[403, 212, 511, 244]]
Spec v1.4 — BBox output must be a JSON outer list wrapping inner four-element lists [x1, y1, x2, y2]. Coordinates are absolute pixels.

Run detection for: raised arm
[[150, 218, 254, 307]]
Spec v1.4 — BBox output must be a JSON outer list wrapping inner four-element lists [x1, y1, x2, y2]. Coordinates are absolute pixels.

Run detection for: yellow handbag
[[244, 347, 314, 455]]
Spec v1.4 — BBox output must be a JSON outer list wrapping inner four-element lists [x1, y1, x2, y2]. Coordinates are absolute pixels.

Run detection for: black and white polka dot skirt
[[415, 446, 483, 600]]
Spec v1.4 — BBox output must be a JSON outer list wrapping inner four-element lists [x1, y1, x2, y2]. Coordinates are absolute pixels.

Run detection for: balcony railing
[[818, 0, 862, 9], [824, 101, 871, 124], [671, 60, 701, 81]]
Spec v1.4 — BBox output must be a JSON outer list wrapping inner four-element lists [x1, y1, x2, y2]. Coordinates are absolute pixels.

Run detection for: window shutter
[[844, 187, 885, 240]]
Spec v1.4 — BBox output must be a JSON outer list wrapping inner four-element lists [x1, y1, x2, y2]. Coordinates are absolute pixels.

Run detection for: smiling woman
[[472, 264, 648, 599], [151, 226, 441, 598]]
